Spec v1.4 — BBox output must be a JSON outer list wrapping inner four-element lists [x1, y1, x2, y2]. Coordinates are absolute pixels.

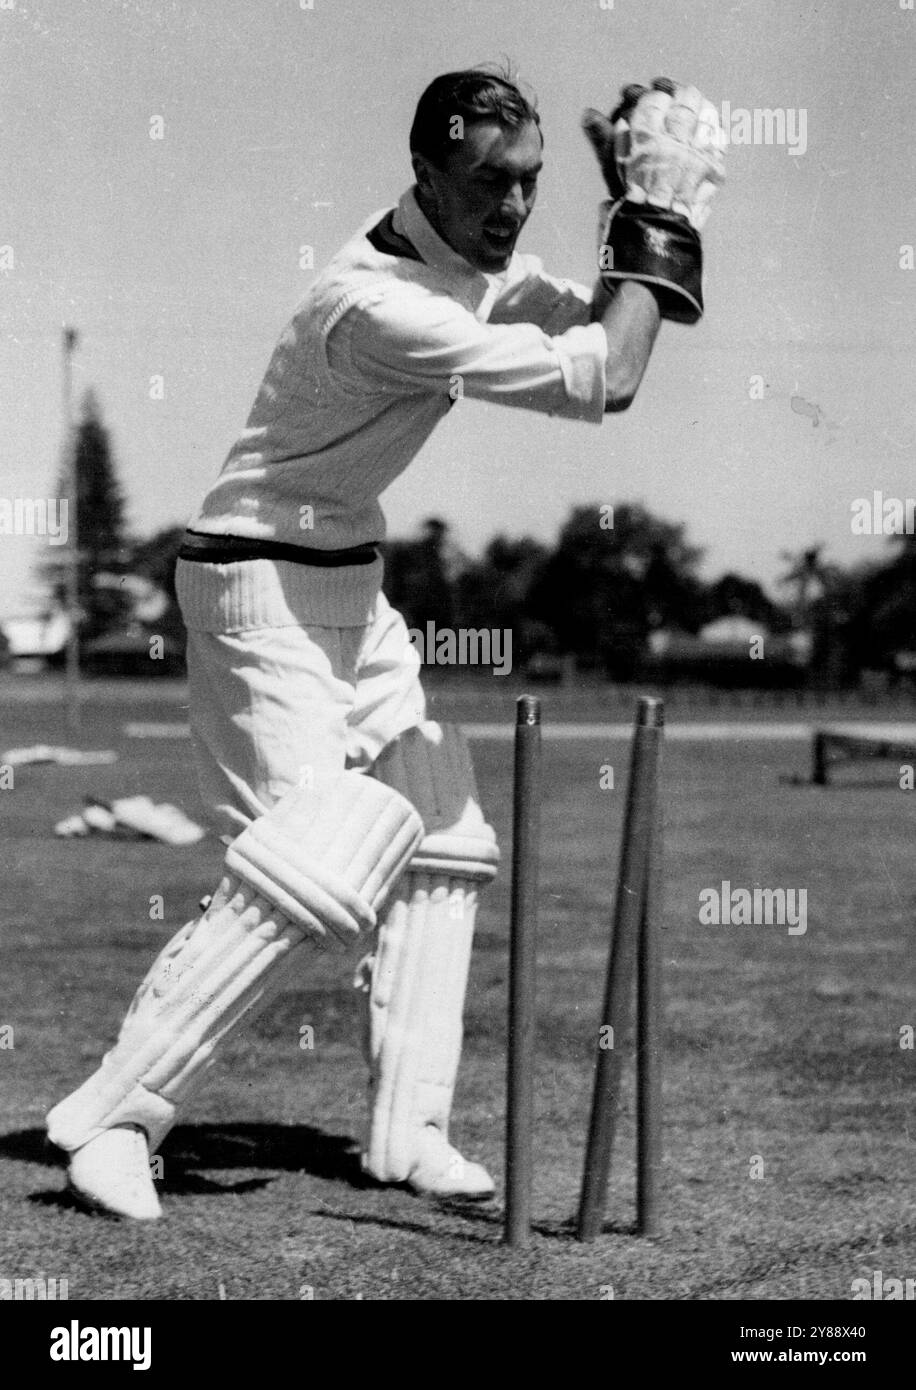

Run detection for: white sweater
[[177, 187, 607, 634], [187, 186, 607, 553]]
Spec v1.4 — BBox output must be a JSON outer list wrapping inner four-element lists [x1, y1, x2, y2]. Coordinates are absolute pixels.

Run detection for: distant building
[[1, 608, 70, 662], [645, 620, 806, 687]]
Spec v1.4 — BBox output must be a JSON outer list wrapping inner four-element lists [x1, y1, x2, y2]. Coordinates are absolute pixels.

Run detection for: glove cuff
[[598, 199, 704, 324]]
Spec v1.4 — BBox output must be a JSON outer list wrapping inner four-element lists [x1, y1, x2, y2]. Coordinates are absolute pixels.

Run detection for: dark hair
[[409, 63, 541, 168]]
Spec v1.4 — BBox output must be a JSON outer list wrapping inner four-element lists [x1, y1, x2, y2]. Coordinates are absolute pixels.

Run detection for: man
[[47, 66, 724, 1218]]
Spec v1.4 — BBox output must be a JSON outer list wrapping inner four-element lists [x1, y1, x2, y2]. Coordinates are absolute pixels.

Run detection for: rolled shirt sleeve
[[487, 254, 595, 336], [330, 284, 608, 424]]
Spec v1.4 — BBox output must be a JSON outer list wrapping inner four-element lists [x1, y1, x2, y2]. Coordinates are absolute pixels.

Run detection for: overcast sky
[[2, 0, 913, 617]]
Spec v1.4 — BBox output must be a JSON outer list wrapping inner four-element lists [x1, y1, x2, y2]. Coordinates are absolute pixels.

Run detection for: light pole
[[62, 326, 80, 734]]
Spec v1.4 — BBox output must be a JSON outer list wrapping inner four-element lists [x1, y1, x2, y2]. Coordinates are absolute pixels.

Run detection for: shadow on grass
[[1, 1122, 369, 1192], [317, 1207, 584, 1245], [28, 1174, 276, 1214], [316, 1209, 497, 1245], [4, 1126, 587, 1241]]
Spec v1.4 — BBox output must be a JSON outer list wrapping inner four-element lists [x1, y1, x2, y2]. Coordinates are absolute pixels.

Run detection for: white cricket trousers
[[175, 554, 427, 837]]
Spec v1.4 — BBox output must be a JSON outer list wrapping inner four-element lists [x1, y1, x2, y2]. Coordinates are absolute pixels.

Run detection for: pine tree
[[40, 389, 132, 640]]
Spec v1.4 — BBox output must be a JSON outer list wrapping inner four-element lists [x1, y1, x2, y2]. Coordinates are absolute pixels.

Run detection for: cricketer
[[47, 64, 724, 1218]]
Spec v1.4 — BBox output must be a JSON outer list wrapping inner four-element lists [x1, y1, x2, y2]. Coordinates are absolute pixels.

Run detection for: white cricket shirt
[[186, 186, 608, 553]]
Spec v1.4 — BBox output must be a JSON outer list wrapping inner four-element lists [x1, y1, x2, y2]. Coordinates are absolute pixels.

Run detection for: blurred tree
[[706, 572, 789, 631], [456, 534, 551, 664], [842, 534, 916, 683], [778, 544, 847, 684], [40, 390, 132, 641], [383, 516, 461, 632], [530, 503, 705, 679], [129, 524, 185, 602], [777, 545, 829, 627], [128, 524, 188, 640]]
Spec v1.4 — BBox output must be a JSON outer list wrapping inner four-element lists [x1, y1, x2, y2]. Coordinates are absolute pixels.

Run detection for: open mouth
[[481, 226, 517, 254]]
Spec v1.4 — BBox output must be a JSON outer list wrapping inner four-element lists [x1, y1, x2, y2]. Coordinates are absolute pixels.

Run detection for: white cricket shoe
[[67, 1125, 162, 1220], [406, 1127, 495, 1200]]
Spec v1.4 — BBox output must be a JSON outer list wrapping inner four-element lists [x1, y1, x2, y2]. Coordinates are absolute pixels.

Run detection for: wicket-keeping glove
[[582, 78, 726, 323]]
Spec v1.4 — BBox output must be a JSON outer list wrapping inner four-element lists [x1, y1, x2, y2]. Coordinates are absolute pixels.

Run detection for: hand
[[583, 77, 725, 231], [583, 78, 725, 322]]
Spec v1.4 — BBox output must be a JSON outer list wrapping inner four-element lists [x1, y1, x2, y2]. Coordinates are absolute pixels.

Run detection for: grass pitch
[[1, 680, 915, 1300]]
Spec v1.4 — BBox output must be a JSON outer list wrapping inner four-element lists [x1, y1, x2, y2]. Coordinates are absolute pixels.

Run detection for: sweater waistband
[[179, 530, 381, 568], [176, 553, 384, 632]]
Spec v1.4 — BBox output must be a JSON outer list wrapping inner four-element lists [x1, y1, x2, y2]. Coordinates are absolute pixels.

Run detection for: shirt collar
[[393, 186, 514, 312]]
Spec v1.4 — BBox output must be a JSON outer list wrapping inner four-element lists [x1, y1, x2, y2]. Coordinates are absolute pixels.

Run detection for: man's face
[[414, 119, 543, 273]]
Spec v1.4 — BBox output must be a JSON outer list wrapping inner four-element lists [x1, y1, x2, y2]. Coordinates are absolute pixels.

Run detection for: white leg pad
[[47, 772, 423, 1154], [359, 724, 499, 1184]]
